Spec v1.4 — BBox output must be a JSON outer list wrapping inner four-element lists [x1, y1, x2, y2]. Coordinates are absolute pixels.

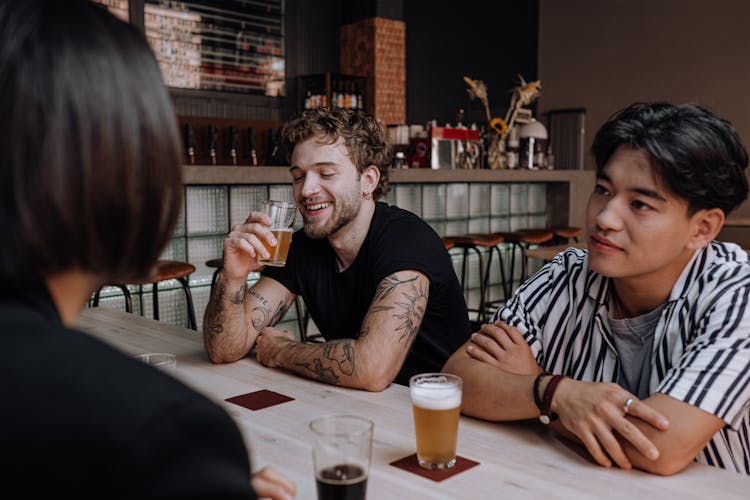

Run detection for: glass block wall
[[93, 181, 549, 332]]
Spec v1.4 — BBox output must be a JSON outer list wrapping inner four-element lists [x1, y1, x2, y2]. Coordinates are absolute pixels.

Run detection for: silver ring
[[623, 397, 635, 415]]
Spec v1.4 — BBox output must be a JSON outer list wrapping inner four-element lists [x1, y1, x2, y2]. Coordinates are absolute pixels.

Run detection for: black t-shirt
[[263, 202, 471, 385]]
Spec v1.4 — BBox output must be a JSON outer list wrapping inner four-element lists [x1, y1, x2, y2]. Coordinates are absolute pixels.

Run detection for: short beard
[[303, 191, 361, 239]]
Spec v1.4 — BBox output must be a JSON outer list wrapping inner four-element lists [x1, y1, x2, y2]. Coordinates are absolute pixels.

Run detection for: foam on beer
[[410, 382, 462, 410]]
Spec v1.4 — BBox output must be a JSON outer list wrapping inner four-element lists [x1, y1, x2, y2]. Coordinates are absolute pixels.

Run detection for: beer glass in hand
[[310, 415, 373, 500], [409, 373, 462, 469], [259, 200, 296, 267]]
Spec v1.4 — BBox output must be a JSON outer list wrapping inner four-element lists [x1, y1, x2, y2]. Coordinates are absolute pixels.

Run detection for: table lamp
[[519, 119, 548, 169]]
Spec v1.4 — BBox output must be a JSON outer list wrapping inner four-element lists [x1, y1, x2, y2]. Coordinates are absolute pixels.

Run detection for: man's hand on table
[[256, 327, 296, 367]]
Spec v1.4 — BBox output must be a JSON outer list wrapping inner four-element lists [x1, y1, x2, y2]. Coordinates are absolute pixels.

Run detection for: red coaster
[[225, 390, 294, 411], [389, 453, 479, 482]]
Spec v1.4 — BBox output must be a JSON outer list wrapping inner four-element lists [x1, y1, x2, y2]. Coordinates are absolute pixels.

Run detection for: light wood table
[[76, 307, 749, 499]]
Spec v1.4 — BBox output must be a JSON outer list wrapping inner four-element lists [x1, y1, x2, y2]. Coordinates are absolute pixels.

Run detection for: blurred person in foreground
[[444, 102, 750, 475], [203, 107, 471, 391], [0, 1, 295, 497]]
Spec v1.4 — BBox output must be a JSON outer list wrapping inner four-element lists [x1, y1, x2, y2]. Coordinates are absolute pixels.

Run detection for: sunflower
[[489, 117, 508, 136]]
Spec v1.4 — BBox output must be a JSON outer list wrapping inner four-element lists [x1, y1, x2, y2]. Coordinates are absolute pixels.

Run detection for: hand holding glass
[[310, 415, 373, 500], [410, 373, 462, 469], [259, 200, 296, 267]]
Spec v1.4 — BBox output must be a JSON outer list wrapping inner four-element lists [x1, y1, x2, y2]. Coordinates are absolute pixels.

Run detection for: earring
[[363, 192, 371, 200]]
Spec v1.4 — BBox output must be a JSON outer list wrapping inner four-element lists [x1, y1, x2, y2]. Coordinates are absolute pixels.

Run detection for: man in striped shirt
[[444, 102, 750, 475]]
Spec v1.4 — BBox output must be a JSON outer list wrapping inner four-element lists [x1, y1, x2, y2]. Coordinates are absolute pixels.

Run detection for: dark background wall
[[173, 0, 539, 128], [404, 0, 538, 126]]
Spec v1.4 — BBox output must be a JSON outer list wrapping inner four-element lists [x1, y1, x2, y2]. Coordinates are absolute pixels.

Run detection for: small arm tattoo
[[230, 284, 247, 305]]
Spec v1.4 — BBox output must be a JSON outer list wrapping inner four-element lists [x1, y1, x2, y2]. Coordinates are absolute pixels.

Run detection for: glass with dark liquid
[[310, 415, 373, 500], [315, 463, 367, 500]]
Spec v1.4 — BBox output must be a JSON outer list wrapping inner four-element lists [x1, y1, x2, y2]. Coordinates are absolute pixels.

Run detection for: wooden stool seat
[[139, 260, 196, 284], [92, 259, 197, 331], [492, 229, 554, 299], [548, 226, 583, 245], [497, 229, 554, 245], [550, 226, 582, 240]]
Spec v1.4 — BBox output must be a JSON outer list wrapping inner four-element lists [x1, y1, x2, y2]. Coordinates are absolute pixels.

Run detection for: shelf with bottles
[[297, 72, 367, 113]]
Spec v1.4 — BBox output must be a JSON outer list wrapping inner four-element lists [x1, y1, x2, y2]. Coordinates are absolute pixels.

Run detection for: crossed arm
[[442, 321, 725, 475], [204, 269, 429, 392]]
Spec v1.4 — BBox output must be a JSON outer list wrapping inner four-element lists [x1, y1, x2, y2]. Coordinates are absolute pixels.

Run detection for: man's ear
[[687, 208, 725, 250], [360, 164, 380, 195]]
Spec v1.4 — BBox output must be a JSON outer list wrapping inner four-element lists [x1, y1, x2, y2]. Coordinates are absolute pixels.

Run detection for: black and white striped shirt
[[493, 241, 750, 474]]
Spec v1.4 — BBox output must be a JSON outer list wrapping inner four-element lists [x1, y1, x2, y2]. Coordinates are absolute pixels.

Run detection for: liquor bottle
[[335, 82, 344, 108], [350, 82, 358, 110], [344, 82, 351, 109]]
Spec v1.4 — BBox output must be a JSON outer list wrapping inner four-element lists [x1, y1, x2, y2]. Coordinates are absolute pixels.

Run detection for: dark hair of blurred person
[[0, 1, 295, 498]]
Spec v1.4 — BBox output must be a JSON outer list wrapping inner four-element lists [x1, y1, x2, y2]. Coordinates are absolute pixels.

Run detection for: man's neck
[[610, 249, 696, 318], [328, 200, 376, 271]]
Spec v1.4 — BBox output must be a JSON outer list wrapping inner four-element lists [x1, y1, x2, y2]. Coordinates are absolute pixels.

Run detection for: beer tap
[[184, 123, 195, 164], [208, 124, 217, 165], [248, 127, 258, 166], [229, 126, 238, 165]]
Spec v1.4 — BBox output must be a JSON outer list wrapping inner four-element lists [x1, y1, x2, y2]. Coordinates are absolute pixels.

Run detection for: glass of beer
[[259, 200, 296, 267], [309, 415, 373, 500], [409, 372, 462, 469]]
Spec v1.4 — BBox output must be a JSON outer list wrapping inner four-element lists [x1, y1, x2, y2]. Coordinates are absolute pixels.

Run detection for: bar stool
[[93, 260, 198, 330], [442, 233, 505, 325], [494, 229, 553, 297], [548, 226, 582, 245]]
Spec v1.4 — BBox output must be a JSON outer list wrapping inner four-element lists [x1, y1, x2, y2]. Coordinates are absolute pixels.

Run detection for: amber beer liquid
[[259, 228, 293, 266], [409, 373, 462, 469]]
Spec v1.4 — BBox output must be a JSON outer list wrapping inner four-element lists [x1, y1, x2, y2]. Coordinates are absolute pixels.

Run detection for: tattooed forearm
[[373, 274, 418, 301], [203, 282, 226, 350], [294, 340, 356, 383]]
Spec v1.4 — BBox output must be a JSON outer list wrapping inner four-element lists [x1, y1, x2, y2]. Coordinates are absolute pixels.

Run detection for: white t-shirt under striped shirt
[[493, 241, 750, 474]]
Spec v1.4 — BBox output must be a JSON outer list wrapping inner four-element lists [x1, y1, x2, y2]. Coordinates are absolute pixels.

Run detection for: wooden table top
[[76, 307, 749, 499]]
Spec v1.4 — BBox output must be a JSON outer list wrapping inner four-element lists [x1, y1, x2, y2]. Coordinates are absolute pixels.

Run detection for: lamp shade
[[518, 119, 548, 140]]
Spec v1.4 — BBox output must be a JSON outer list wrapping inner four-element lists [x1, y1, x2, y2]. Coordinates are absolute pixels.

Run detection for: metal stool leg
[[178, 276, 197, 331], [295, 296, 307, 341], [152, 282, 159, 321], [210, 266, 221, 296], [92, 285, 132, 313]]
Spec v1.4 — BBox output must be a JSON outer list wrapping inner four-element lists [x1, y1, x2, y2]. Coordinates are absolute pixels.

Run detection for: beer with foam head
[[409, 373, 462, 469]]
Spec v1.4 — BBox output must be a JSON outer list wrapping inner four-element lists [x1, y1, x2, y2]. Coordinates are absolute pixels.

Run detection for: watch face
[[539, 414, 551, 425]]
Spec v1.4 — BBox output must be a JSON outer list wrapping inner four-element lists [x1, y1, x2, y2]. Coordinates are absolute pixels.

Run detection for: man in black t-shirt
[[203, 108, 471, 390]]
